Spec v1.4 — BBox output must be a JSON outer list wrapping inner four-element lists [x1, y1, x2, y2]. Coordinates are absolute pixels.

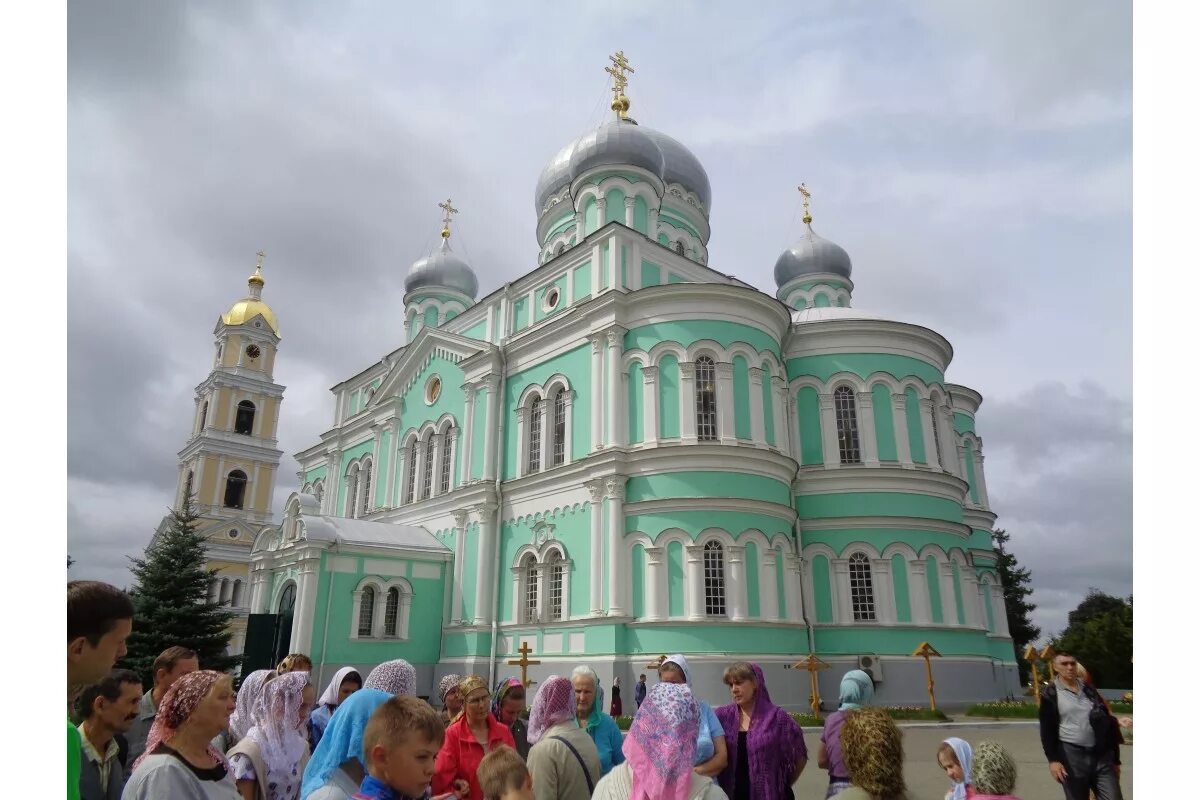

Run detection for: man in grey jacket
[[77, 670, 143, 800], [123, 645, 199, 778]]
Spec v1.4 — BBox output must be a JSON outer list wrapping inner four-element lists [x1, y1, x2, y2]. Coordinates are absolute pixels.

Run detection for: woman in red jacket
[[433, 675, 516, 800]]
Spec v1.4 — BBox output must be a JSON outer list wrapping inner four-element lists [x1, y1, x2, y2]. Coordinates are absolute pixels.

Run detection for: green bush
[[882, 706, 949, 721], [965, 701, 1039, 718], [615, 715, 634, 731], [1109, 701, 1132, 714], [789, 713, 823, 727]]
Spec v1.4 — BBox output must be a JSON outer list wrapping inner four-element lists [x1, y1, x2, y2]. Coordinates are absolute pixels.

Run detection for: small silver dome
[[534, 139, 576, 213], [641, 127, 711, 212], [405, 238, 479, 299], [774, 225, 853, 287], [568, 119, 665, 184]]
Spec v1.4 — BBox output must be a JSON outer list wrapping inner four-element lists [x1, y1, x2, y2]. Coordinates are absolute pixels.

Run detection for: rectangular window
[[440, 429, 454, 494]]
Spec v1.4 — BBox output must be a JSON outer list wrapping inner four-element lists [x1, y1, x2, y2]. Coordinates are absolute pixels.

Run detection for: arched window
[[346, 465, 361, 519], [313, 479, 324, 503], [358, 459, 373, 517], [833, 386, 861, 464], [695, 356, 718, 441], [440, 429, 454, 494], [551, 390, 567, 466], [675, 240, 685, 256], [278, 582, 296, 615], [931, 402, 943, 465], [546, 550, 564, 621], [521, 554, 539, 624], [848, 553, 876, 621], [703, 540, 726, 616], [223, 470, 247, 509], [527, 397, 543, 473], [421, 437, 435, 499], [383, 587, 400, 636], [403, 441, 417, 503], [234, 400, 256, 435], [357, 587, 375, 637], [219, 578, 231, 605]]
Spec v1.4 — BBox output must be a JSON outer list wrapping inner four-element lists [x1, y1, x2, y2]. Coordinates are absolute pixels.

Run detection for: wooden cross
[[645, 654, 669, 670], [438, 198, 459, 238], [507, 641, 541, 688], [1023, 645, 1043, 705], [786, 653, 830, 718], [912, 641, 942, 713]]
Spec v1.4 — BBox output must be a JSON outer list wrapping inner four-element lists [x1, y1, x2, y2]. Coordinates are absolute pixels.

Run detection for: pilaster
[[891, 393, 913, 467]]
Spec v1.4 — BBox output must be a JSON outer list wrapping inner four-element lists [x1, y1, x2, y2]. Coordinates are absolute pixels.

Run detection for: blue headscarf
[[300, 688, 391, 800], [838, 669, 875, 711], [943, 737, 973, 800]]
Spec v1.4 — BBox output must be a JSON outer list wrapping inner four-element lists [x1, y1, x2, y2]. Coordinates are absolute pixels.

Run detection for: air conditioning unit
[[857, 654, 884, 683]]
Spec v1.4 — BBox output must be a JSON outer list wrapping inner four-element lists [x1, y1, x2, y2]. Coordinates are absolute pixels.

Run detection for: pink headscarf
[[526, 675, 575, 744], [246, 671, 312, 800], [133, 670, 230, 771], [624, 682, 700, 800]]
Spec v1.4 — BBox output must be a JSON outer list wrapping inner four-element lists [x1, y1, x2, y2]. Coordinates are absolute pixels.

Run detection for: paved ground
[[789, 722, 1133, 800]]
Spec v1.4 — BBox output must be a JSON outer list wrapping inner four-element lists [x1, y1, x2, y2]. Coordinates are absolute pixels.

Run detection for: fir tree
[[992, 528, 1040, 683], [121, 495, 240, 686]]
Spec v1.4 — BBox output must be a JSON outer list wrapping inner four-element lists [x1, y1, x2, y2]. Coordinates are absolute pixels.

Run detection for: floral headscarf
[[624, 683, 700, 800], [971, 741, 1017, 796], [364, 659, 416, 696], [571, 665, 605, 731], [526, 676, 575, 744], [715, 663, 807, 800], [300, 688, 391, 800], [133, 670, 230, 771], [841, 708, 906, 800], [438, 673, 463, 704], [231, 669, 276, 740], [943, 737, 974, 800], [246, 671, 312, 800], [316, 666, 361, 708], [491, 677, 524, 722], [838, 670, 875, 711]]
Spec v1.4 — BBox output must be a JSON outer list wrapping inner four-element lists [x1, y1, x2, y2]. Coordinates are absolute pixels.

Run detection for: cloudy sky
[[67, 0, 1131, 641]]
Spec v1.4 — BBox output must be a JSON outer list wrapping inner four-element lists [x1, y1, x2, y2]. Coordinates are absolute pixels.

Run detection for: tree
[[120, 495, 240, 686], [1053, 590, 1133, 689], [991, 528, 1040, 682]]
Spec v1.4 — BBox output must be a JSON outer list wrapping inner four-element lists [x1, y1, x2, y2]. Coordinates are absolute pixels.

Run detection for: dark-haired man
[[77, 670, 143, 800], [67, 581, 134, 800], [1039, 650, 1124, 800], [124, 645, 200, 777]]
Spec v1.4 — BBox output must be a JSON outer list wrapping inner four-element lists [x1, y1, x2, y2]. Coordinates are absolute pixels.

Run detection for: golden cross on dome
[[605, 50, 635, 119], [798, 183, 812, 224], [255, 250, 266, 269], [438, 198, 459, 238]]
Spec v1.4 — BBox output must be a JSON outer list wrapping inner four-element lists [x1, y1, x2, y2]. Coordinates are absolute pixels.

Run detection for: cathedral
[[170, 56, 1019, 709]]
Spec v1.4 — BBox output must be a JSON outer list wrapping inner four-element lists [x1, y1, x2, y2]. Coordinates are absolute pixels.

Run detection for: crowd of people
[[69, 580, 1126, 800]]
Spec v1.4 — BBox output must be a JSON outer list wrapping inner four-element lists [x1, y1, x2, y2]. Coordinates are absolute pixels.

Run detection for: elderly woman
[[299, 688, 391, 800], [715, 662, 807, 800], [438, 673, 464, 725], [362, 659, 416, 697], [122, 670, 240, 799], [658, 654, 728, 778], [570, 666, 625, 778], [592, 683, 728, 800], [492, 677, 530, 759], [308, 667, 361, 750], [818, 669, 875, 797], [433, 675, 516, 800], [227, 671, 315, 800], [969, 741, 1022, 800], [526, 676, 601, 800], [837, 708, 909, 800]]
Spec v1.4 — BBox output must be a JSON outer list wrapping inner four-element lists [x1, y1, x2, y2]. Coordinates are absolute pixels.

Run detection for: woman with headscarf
[[218, 670, 276, 753], [609, 677, 622, 717], [715, 662, 807, 800], [227, 670, 316, 800], [308, 668, 362, 750], [122, 670, 240, 799], [969, 741, 1022, 800], [299, 688, 391, 800], [569, 666, 625, 778], [592, 683, 728, 800], [525, 676, 601, 800], [817, 670, 875, 797], [937, 738, 973, 800], [837, 708, 909, 800], [433, 675, 516, 800], [438, 673, 464, 725], [362, 659, 416, 697], [491, 677, 530, 759], [657, 654, 728, 778]]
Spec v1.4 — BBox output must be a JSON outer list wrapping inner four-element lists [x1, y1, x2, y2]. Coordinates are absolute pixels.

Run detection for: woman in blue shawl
[[818, 669, 875, 797], [570, 665, 625, 777], [300, 688, 391, 800]]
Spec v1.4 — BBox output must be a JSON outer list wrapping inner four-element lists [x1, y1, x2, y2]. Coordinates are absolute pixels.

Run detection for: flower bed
[[882, 706, 949, 721], [966, 701, 1040, 718]]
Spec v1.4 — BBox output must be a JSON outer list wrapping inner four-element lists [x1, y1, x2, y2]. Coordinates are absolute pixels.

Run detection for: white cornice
[[178, 433, 284, 464], [946, 383, 984, 416], [795, 466, 969, 505], [625, 444, 798, 485], [625, 496, 797, 524], [799, 515, 970, 538], [195, 370, 285, 398], [621, 283, 793, 345], [962, 508, 998, 530], [782, 318, 954, 374]]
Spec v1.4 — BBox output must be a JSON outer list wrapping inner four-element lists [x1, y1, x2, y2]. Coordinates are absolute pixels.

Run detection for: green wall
[[572, 262, 592, 302], [625, 321, 780, 358], [761, 362, 776, 446], [746, 541, 761, 618], [641, 259, 661, 288], [905, 388, 927, 464], [667, 541, 684, 617], [891, 553, 912, 622], [632, 544, 646, 618], [659, 356, 681, 439], [872, 383, 897, 461], [786, 354, 944, 387], [798, 387, 823, 465], [795, 493, 964, 524], [628, 362, 645, 444], [812, 555, 833, 623], [627, 471, 791, 506], [733, 356, 751, 440], [926, 555, 943, 624]]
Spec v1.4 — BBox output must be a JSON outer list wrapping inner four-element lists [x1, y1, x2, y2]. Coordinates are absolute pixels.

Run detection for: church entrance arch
[[271, 581, 296, 666]]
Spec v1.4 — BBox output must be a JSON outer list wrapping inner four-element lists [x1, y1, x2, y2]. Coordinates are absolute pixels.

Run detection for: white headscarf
[[246, 671, 312, 800], [230, 669, 276, 741], [316, 666, 361, 708]]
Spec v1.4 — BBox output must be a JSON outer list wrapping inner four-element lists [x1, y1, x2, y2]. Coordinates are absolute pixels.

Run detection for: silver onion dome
[[640, 127, 711, 212], [404, 238, 479, 299], [774, 224, 853, 287]]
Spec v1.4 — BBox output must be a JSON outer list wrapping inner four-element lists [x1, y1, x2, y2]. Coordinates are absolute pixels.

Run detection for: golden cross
[[507, 641, 541, 688], [798, 183, 812, 223], [438, 198, 459, 238], [605, 50, 635, 119], [255, 250, 266, 270], [645, 654, 669, 670]]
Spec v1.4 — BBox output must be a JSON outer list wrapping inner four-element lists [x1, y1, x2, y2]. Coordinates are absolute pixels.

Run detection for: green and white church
[[244, 59, 1018, 708]]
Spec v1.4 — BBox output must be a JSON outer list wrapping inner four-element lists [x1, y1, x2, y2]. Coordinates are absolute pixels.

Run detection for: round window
[[543, 287, 560, 311], [426, 375, 442, 404]]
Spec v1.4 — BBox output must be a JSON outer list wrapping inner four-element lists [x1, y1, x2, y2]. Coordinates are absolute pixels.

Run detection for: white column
[[451, 510, 468, 624], [623, 196, 636, 228], [749, 367, 767, 446], [472, 501, 499, 624], [959, 444, 973, 499], [855, 391, 880, 467], [290, 558, 320, 654], [481, 377, 500, 481], [414, 439, 429, 499], [562, 391, 575, 464], [939, 563, 959, 625], [595, 197, 607, 230], [870, 558, 897, 623], [430, 432, 445, 497], [323, 451, 340, 514], [644, 547, 666, 621], [514, 407, 528, 475], [539, 400, 553, 473], [918, 399, 941, 470], [990, 584, 1012, 637], [680, 362, 697, 441], [819, 394, 839, 467], [772, 377, 789, 454], [799, 557, 817, 623], [716, 362, 736, 444], [591, 243, 603, 295], [606, 476, 627, 616], [586, 480, 605, 615], [527, 290, 535, 329], [761, 549, 780, 622], [908, 559, 933, 624], [573, 210, 584, 245], [591, 337, 604, 451], [891, 393, 913, 467], [832, 559, 852, 624], [630, 240, 642, 289], [248, 567, 269, 614], [648, 206, 660, 238], [606, 330, 623, 448], [607, 236, 618, 289], [642, 366, 659, 444], [509, 567, 522, 625], [384, 420, 400, 507], [685, 544, 705, 621], [960, 570, 984, 628], [726, 545, 748, 621], [974, 451, 992, 508], [939, 407, 959, 476], [460, 383, 476, 485], [787, 388, 802, 459], [784, 555, 803, 622]]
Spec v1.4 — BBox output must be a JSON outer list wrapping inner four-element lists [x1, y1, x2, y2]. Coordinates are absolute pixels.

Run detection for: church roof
[[300, 515, 449, 552]]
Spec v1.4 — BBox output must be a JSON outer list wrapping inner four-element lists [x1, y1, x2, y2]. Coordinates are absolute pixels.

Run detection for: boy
[[356, 695, 458, 800], [478, 746, 533, 800]]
